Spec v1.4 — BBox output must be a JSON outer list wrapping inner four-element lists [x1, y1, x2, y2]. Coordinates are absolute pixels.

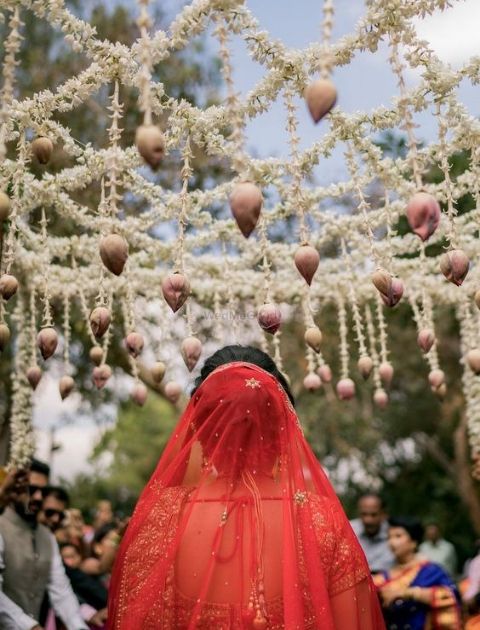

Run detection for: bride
[[108, 345, 385, 629]]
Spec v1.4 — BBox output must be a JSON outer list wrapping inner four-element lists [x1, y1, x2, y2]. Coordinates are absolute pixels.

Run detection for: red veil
[[108, 362, 385, 629]]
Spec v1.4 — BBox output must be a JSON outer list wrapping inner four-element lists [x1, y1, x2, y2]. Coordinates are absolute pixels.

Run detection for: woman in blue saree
[[374, 516, 462, 629]]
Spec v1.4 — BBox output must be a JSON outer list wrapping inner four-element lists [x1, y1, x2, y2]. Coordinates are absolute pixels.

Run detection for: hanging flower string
[[0, 7, 22, 161], [136, 0, 154, 127], [319, 0, 334, 80]]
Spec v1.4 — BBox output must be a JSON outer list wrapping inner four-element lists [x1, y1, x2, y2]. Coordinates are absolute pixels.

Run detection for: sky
[[33, 0, 480, 480]]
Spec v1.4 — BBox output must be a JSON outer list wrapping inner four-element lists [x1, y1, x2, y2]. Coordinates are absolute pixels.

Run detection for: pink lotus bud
[[31, 136, 53, 164], [257, 303, 282, 335], [428, 369, 445, 388], [181, 336, 202, 372], [379, 361, 394, 386], [372, 270, 403, 307], [89, 306, 111, 339], [0, 274, 18, 301], [406, 192, 441, 241], [467, 349, 480, 375], [135, 124, 165, 170], [161, 272, 190, 313], [304, 373, 322, 391], [89, 346, 104, 366], [37, 327, 58, 360], [165, 380, 182, 403], [0, 191, 11, 222], [433, 382, 447, 400], [304, 79, 337, 123], [125, 332, 144, 358], [417, 328, 435, 354], [304, 326, 322, 353], [151, 361, 166, 384], [92, 364, 112, 389], [440, 249, 469, 286], [0, 323, 10, 352], [59, 376, 75, 400], [99, 234, 128, 276], [294, 245, 320, 286], [357, 356, 373, 380], [229, 182, 263, 238], [27, 366, 42, 390], [131, 383, 148, 406], [336, 378, 355, 400], [317, 364, 332, 383], [373, 389, 389, 409]]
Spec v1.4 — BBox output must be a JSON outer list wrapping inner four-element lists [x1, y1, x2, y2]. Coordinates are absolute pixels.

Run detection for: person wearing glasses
[[38, 487, 69, 535], [0, 458, 88, 630]]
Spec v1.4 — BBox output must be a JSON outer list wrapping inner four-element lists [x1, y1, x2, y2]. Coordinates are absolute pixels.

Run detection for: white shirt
[[0, 531, 88, 630]]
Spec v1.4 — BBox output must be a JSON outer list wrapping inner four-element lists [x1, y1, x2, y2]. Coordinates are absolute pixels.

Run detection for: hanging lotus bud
[[257, 303, 282, 335], [135, 124, 165, 170], [417, 328, 435, 354], [89, 306, 111, 339], [0, 323, 10, 352], [336, 378, 355, 400], [294, 245, 320, 286], [379, 361, 394, 386], [151, 361, 166, 384], [229, 182, 263, 238], [372, 270, 404, 308], [406, 192, 441, 242], [303, 373, 322, 391], [428, 369, 445, 389], [125, 332, 144, 358], [181, 336, 202, 372], [304, 78, 337, 123], [31, 136, 54, 164], [99, 234, 128, 276], [161, 272, 190, 313], [317, 364, 332, 383], [37, 327, 58, 360], [475, 290, 480, 310], [0, 191, 11, 222], [440, 249, 469, 286], [165, 380, 182, 403], [304, 327, 322, 353], [467, 349, 480, 375], [357, 356, 373, 380], [433, 382, 447, 400], [374, 389, 389, 409], [59, 376, 75, 400], [0, 274, 18, 301], [27, 366, 42, 390], [92, 364, 112, 390], [89, 346, 103, 366], [131, 383, 148, 406]]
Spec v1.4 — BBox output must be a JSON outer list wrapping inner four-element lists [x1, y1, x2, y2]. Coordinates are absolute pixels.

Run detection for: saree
[[108, 361, 385, 629], [374, 560, 462, 630]]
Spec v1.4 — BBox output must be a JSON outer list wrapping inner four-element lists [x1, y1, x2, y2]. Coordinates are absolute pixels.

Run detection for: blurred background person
[[419, 521, 458, 577], [350, 493, 395, 574]]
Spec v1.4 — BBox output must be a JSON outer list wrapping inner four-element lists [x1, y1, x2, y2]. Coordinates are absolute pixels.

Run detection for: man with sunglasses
[[0, 458, 88, 630], [38, 487, 69, 534]]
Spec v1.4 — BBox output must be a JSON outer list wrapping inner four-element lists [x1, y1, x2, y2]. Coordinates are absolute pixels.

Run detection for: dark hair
[[358, 493, 386, 510], [389, 516, 424, 546], [59, 542, 81, 553], [30, 458, 50, 479], [93, 522, 117, 545], [43, 486, 70, 507], [191, 345, 295, 406]]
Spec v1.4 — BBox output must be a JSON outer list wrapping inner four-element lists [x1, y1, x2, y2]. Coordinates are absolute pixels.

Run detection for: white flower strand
[[0, 7, 22, 161], [342, 238, 368, 359], [364, 304, 382, 392], [336, 292, 350, 380], [319, 0, 334, 79], [136, 0, 154, 126]]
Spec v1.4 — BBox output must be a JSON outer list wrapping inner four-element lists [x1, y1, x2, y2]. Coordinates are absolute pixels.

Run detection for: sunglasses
[[44, 508, 66, 520], [28, 484, 48, 498]]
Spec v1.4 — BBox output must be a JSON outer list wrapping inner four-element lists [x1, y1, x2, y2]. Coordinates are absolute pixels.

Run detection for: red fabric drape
[[108, 362, 385, 629]]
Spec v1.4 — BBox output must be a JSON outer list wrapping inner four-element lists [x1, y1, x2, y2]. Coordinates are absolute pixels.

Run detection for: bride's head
[[188, 345, 295, 478]]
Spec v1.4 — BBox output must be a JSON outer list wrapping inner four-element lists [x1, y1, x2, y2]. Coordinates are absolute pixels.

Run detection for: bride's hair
[[191, 344, 295, 406]]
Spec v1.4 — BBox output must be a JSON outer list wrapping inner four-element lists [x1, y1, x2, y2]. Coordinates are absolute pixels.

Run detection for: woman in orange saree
[[108, 345, 385, 629], [374, 516, 462, 630]]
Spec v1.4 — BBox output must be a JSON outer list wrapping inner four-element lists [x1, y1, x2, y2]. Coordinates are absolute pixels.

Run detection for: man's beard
[[14, 500, 42, 524]]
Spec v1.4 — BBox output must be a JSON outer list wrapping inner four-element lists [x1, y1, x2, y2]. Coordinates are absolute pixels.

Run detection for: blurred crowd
[[1, 460, 480, 629], [0, 460, 126, 630]]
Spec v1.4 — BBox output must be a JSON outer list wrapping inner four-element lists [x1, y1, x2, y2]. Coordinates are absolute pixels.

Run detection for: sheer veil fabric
[[108, 362, 385, 629]]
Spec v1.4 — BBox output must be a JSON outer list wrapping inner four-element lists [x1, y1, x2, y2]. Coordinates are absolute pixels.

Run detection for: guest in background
[[39, 486, 69, 534], [350, 493, 395, 574], [419, 521, 457, 577]]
